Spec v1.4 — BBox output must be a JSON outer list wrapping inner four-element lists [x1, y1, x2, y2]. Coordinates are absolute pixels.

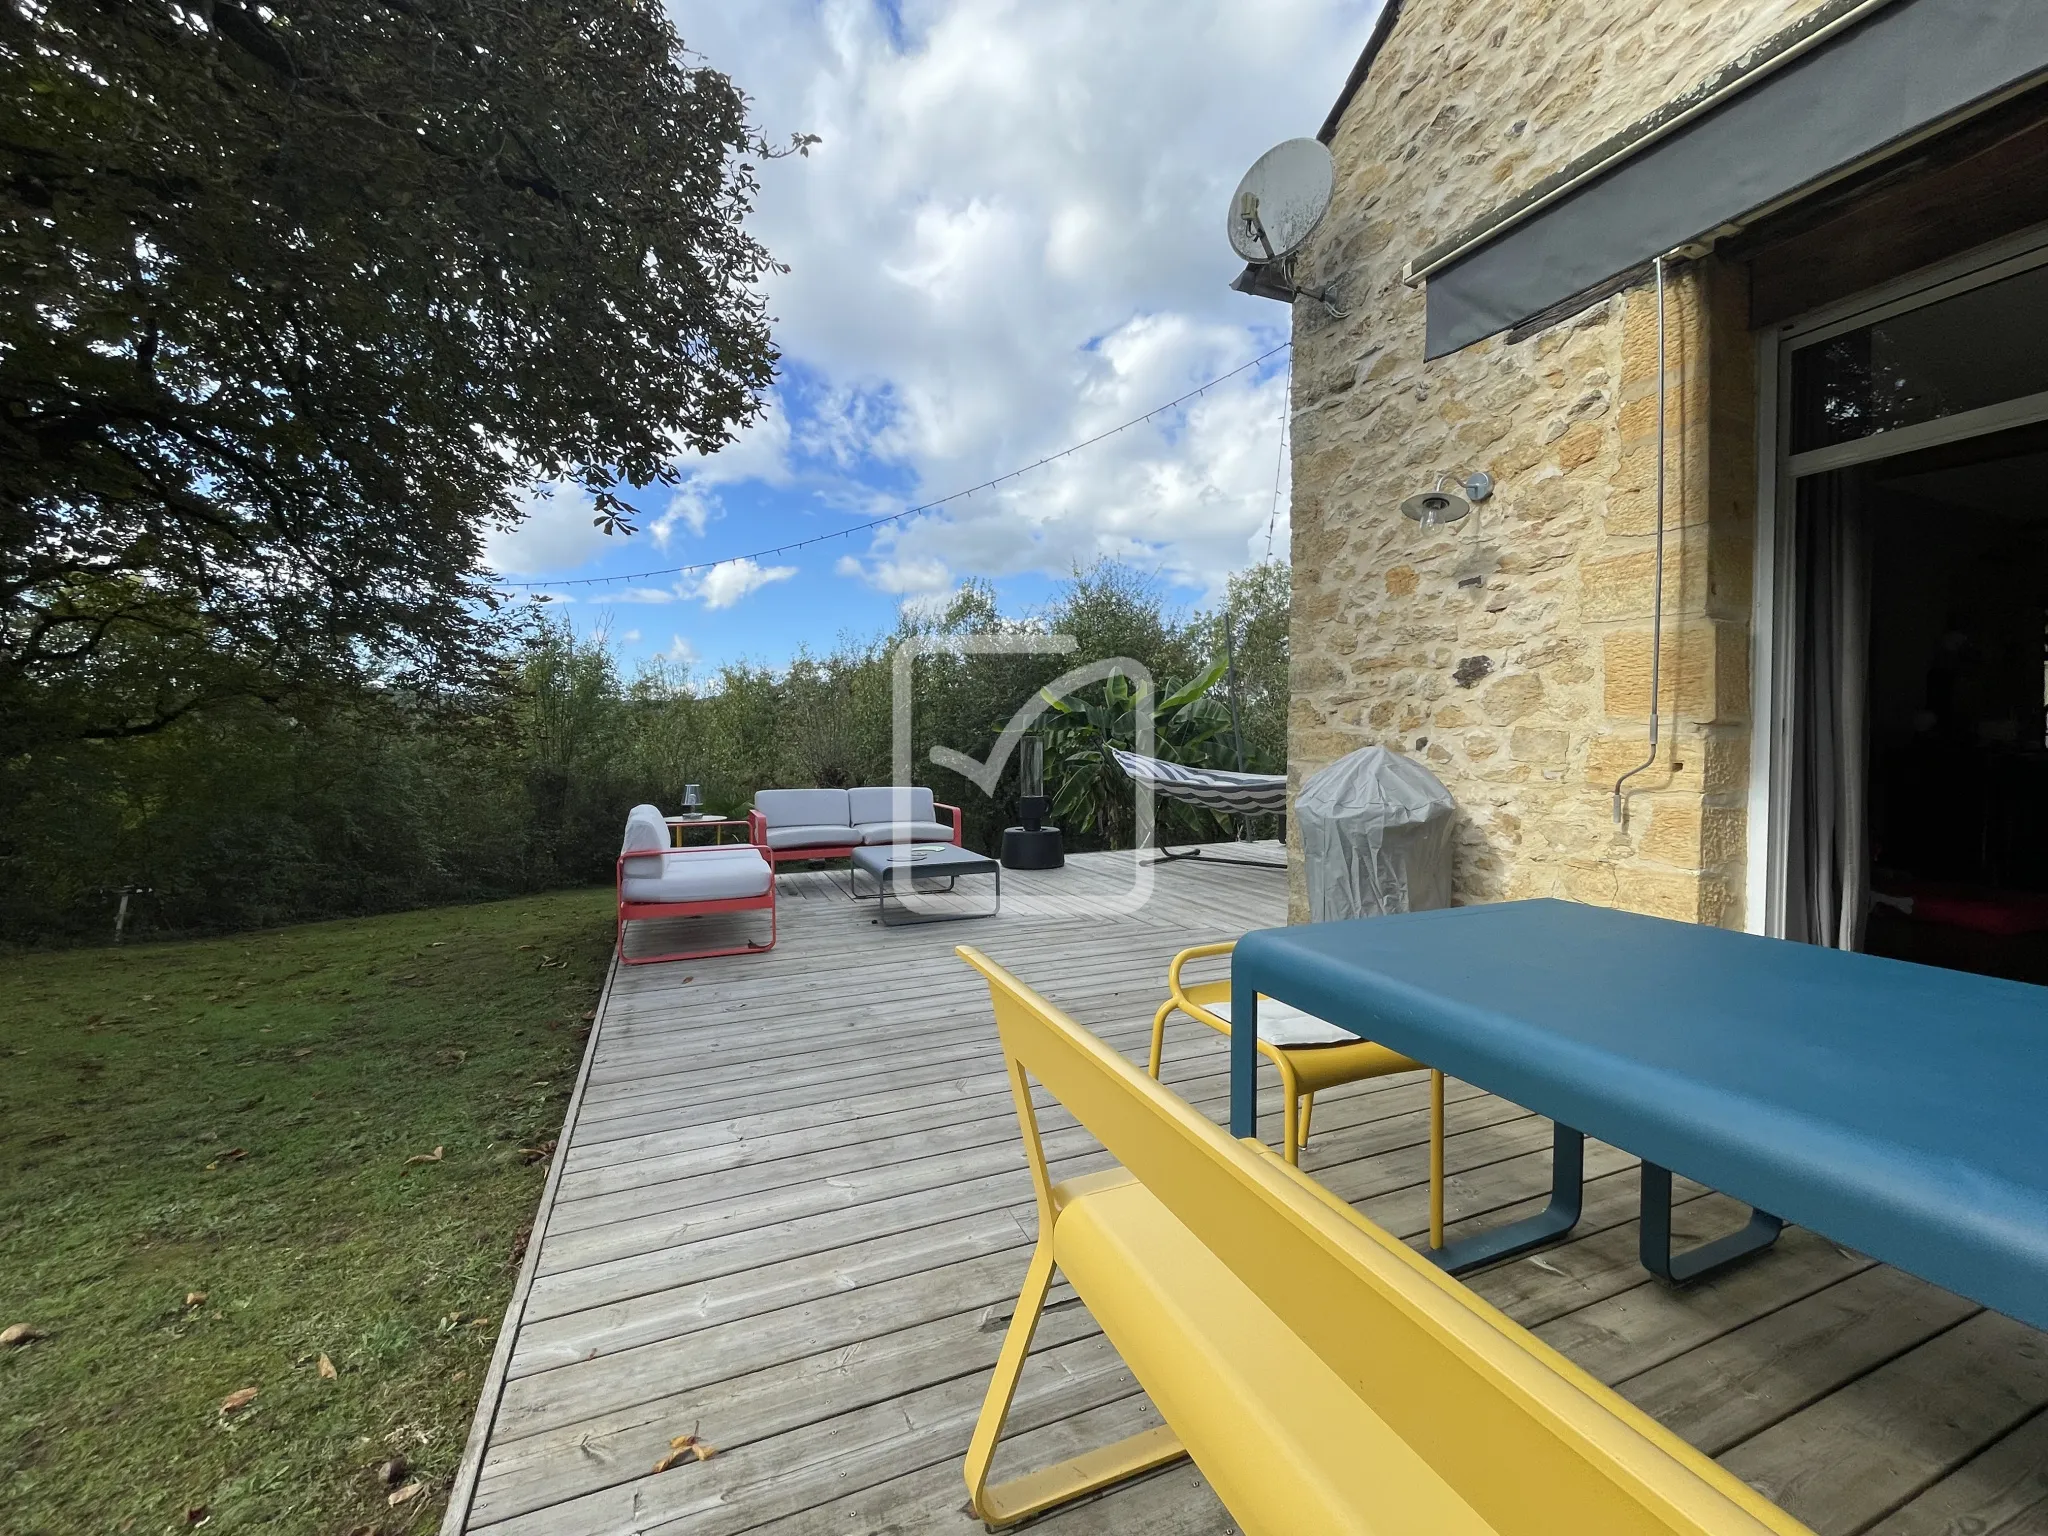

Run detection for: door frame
[[1745, 222, 2048, 935]]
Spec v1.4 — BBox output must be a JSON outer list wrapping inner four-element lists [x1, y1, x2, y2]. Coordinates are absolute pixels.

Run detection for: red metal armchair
[[617, 806, 776, 965]]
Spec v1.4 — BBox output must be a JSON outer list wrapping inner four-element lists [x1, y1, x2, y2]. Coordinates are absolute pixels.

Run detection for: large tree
[[0, 0, 794, 752]]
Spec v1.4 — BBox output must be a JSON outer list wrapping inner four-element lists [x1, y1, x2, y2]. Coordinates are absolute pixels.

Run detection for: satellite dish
[[1227, 138, 1334, 264]]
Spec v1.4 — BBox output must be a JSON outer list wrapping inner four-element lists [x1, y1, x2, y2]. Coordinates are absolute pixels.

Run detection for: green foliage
[[1039, 658, 1235, 844], [1, 1, 795, 752], [0, 561, 1290, 944], [0, 888, 606, 1533]]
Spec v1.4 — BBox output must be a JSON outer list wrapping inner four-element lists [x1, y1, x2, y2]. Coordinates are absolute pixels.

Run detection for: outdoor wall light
[[1399, 471, 1494, 527]]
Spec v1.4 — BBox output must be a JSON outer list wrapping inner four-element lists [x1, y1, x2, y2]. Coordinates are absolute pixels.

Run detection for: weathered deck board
[[444, 846, 2048, 1536]]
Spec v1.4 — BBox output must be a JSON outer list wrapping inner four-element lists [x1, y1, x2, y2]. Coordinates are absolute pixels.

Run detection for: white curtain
[[1785, 469, 1873, 950]]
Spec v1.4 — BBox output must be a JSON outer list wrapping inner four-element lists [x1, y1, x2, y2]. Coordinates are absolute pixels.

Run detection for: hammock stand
[[1108, 748, 1288, 871]]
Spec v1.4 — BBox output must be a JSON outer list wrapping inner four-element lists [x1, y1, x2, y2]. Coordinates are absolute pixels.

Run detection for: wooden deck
[[443, 846, 2048, 1536]]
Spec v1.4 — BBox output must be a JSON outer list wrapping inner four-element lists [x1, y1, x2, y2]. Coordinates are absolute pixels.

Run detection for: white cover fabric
[[1203, 997, 1360, 1048], [621, 804, 671, 877], [620, 846, 771, 904], [846, 786, 935, 825], [856, 820, 955, 845], [754, 788, 851, 828], [764, 823, 859, 850]]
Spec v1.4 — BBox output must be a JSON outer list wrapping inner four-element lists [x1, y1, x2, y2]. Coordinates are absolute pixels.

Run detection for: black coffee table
[[848, 842, 1000, 926]]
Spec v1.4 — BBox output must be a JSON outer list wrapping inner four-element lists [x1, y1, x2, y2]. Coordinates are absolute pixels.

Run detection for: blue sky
[[482, 0, 1378, 681]]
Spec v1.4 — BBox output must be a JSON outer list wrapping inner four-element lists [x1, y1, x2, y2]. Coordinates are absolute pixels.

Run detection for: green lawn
[[0, 889, 613, 1536]]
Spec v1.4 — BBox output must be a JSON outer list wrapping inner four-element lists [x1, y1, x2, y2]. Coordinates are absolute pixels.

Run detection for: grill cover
[[1296, 746, 1457, 921]]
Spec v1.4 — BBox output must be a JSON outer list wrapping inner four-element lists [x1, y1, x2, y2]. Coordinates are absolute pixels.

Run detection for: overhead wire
[[495, 340, 1294, 591]]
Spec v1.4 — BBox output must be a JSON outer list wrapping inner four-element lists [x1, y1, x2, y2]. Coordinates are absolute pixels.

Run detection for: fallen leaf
[[185, 1291, 207, 1308], [203, 1147, 248, 1172], [429, 941, 445, 947], [404, 1146, 444, 1166], [581, 1010, 596, 1021], [1, 1323, 47, 1347], [518, 1139, 556, 1166], [219, 1386, 258, 1415], [318, 1353, 337, 1380], [185, 1506, 210, 1527], [516, 944, 535, 951], [293, 1047, 314, 1058], [655, 1431, 718, 1471], [387, 1481, 423, 1507], [378, 1454, 410, 1486]]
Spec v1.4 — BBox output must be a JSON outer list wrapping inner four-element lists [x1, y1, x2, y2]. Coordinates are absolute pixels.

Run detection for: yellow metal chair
[[1151, 940, 1451, 1248]]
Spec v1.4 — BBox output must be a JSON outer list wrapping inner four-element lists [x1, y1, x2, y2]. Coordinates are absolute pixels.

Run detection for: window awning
[[1415, 0, 2048, 359]]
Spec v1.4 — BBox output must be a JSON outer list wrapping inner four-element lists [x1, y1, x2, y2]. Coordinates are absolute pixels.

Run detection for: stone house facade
[[1278, 0, 2048, 932]]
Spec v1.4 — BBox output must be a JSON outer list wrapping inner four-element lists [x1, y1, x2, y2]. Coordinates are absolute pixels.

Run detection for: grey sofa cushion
[[846, 786, 935, 825], [621, 846, 772, 904], [764, 823, 859, 851], [856, 820, 956, 845], [754, 788, 851, 828]]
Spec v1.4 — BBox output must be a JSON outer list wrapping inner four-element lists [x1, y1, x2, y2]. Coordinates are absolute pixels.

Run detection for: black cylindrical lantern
[[1003, 734, 1064, 870]]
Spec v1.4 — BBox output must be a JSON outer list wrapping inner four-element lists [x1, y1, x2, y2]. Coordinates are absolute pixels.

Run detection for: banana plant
[[1038, 658, 1235, 845]]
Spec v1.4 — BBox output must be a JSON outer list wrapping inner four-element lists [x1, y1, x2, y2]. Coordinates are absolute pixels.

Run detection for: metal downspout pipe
[[1613, 253, 1672, 825]]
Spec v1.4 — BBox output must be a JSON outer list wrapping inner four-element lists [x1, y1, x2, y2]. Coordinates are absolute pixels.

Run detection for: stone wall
[[1286, 0, 1834, 924]]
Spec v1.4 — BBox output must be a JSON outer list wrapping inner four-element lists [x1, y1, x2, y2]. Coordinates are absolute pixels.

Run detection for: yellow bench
[[957, 945, 1815, 1536]]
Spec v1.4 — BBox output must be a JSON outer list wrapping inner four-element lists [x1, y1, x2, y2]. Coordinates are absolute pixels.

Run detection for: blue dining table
[[1229, 899, 2048, 1329]]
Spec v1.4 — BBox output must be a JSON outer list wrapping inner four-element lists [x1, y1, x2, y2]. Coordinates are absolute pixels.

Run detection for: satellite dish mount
[[1226, 139, 1344, 317]]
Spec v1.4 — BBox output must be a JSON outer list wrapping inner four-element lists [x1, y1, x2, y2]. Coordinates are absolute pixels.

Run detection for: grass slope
[[0, 889, 613, 1536]]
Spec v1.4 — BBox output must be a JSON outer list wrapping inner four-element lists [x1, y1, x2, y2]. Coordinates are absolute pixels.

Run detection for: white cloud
[[651, 480, 719, 548], [680, 392, 795, 485], [690, 557, 799, 609], [665, 634, 700, 664], [839, 552, 951, 595], [667, 0, 1353, 599], [483, 482, 614, 576], [595, 559, 800, 610], [622, 629, 643, 644]]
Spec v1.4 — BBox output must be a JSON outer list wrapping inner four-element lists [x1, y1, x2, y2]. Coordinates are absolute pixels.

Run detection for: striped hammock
[[1108, 748, 1288, 817]]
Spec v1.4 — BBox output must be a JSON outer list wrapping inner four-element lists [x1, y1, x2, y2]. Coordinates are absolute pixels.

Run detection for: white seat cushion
[[754, 788, 851, 828], [764, 823, 860, 851], [621, 847, 771, 904], [846, 786, 936, 825], [855, 820, 956, 845], [1204, 998, 1359, 1048]]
